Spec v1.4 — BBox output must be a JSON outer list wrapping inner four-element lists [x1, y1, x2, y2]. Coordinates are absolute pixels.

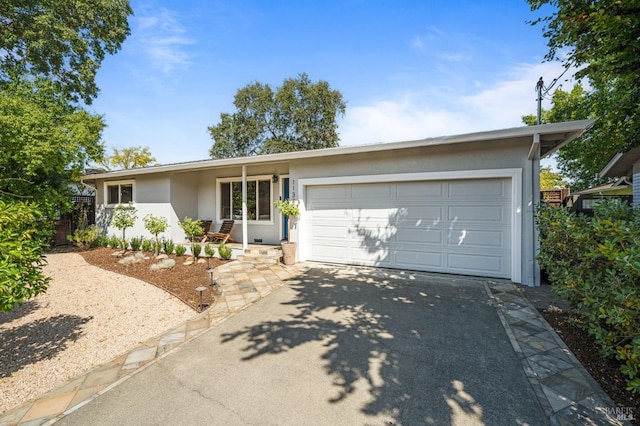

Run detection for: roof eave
[[81, 119, 595, 181]]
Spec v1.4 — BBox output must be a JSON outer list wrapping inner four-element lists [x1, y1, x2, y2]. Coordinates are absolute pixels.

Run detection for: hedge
[[536, 200, 640, 393]]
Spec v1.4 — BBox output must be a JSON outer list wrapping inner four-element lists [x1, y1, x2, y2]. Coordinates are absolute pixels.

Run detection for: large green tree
[[527, 0, 640, 190], [101, 146, 158, 170], [0, 0, 133, 104], [209, 73, 346, 159], [0, 78, 105, 218], [0, 0, 132, 311]]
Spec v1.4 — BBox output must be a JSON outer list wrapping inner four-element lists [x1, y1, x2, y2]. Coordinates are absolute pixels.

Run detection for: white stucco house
[[82, 120, 593, 286]]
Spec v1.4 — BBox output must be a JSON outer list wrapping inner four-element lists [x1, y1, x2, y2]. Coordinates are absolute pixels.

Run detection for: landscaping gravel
[[0, 252, 196, 414]]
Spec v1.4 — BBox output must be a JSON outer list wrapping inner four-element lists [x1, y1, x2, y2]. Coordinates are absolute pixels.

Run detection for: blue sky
[[91, 0, 569, 166]]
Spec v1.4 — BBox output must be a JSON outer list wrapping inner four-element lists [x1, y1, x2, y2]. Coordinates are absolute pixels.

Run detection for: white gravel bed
[[0, 252, 196, 414]]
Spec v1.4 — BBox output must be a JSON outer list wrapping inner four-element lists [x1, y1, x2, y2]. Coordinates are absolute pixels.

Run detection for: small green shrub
[[204, 244, 214, 257], [95, 235, 109, 247], [108, 235, 120, 249], [536, 199, 640, 393], [192, 243, 202, 258], [67, 225, 102, 250], [119, 238, 129, 251], [130, 236, 143, 251], [141, 238, 153, 252], [218, 242, 232, 260], [164, 240, 175, 255], [175, 245, 187, 256]]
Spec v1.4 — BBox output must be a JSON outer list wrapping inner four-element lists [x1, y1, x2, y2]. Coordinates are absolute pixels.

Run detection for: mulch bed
[[541, 310, 639, 424], [77, 247, 229, 312]]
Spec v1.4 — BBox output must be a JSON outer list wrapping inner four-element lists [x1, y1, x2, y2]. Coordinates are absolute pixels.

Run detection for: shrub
[[164, 240, 175, 255], [536, 200, 640, 393], [192, 243, 202, 258], [95, 235, 109, 247], [0, 200, 49, 312], [130, 236, 143, 251], [141, 238, 153, 252], [67, 225, 102, 250], [218, 242, 232, 260], [108, 234, 120, 249], [175, 245, 187, 256], [204, 244, 215, 257]]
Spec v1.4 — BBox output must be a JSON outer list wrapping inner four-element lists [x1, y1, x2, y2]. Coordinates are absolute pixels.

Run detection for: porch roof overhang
[[81, 119, 594, 181]]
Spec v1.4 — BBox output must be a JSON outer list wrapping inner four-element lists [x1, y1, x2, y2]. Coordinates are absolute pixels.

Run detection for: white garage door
[[305, 179, 512, 279]]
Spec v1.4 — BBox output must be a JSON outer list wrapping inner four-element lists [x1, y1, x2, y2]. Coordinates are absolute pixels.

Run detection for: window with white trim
[[105, 181, 134, 205], [218, 177, 272, 222]]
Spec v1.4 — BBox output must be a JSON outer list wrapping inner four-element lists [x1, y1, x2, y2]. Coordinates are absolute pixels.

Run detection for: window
[[106, 181, 134, 205], [218, 177, 272, 222]]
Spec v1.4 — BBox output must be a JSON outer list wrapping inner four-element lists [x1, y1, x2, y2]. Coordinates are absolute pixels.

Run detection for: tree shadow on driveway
[[221, 265, 546, 425]]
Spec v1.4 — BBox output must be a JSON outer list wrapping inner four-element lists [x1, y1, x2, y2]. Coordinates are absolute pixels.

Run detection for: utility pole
[[536, 77, 544, 125]]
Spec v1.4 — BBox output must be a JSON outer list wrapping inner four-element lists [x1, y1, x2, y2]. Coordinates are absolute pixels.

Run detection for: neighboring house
[[562, 177, 633, 216], [82, 120, 593, 286], [599, 145, 640, 209]]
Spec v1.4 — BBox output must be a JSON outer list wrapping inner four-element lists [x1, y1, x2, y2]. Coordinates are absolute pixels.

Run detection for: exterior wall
[[288, 138, 539, 286]]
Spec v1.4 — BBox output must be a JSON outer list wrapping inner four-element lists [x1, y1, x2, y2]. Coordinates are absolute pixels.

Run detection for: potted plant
[[275, 199, 300, 265]]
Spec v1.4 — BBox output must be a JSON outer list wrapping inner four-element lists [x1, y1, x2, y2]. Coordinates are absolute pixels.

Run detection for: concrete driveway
[[58, 265, 547, 425]]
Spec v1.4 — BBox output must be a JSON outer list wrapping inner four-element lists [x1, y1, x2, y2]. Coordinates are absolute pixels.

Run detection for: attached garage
[[298, 169, 523, 282]]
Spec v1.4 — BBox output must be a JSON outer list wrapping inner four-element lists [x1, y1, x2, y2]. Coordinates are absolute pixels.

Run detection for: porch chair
[[205, 220, 235, 244], [194, 220, 213, 242]]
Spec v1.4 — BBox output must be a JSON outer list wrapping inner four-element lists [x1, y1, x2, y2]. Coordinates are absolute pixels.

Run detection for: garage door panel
[[311, 224, 348, 239], [397, 181, 444, 198], [448, 205, 506, 222], [447, 229, 507, 248], [311, 244, 348, 260], [395, 250, 443, 268], [400, 206, 443, 220], [309, 186, 350, 200], [447, 252, 506, 275], [396, 228, 443, 244], [306, 179, 512, 280], [449, 180, 506, 198], [352, 183, 392, 198]]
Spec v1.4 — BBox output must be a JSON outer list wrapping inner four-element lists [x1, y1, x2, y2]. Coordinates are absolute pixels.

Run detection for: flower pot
[[281, 242, 297, 265]]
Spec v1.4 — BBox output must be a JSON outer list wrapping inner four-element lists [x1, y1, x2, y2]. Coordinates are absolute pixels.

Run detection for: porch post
[[242, 165, 248, 250]]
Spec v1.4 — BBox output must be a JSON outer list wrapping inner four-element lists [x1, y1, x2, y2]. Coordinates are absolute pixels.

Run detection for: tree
[[527, 0, 640, 190], [179, 217, 203, 263], [0, 0, 133, 104], [143, 214, 169, 256], [0, 200, 50, 312], [0, 78, 105, 220], [540, 166, 568, 190], [102, 146, 159, 170], [208, 73, 346, 159], [111, 203, 137, 253]]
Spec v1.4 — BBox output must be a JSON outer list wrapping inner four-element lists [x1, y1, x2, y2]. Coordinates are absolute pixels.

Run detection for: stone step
[[237, 253, 281, 265], [243, 247, 283, 257]]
